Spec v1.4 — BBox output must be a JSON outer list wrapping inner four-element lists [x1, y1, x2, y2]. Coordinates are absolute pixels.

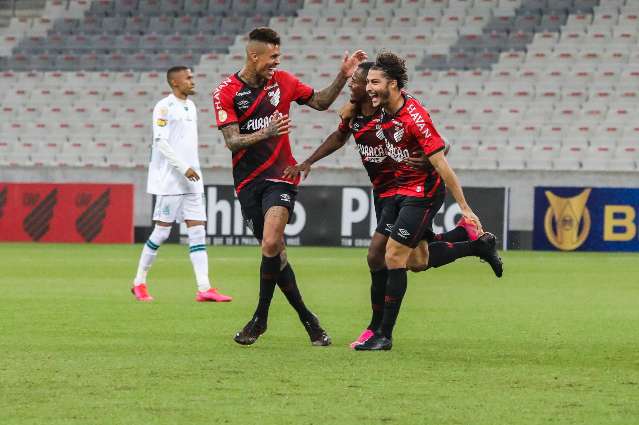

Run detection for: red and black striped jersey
[[379, 93, 446, 198], [338, 109, 396, 198], [213, 70, 314, 193]]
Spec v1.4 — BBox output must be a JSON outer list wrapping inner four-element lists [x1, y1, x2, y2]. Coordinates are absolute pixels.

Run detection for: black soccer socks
[[277, 263, 313, 322], [380, 268, 408, 339], [432, 226, 469, 243], [368, 268, 388, 331], [427, 241, 474, 268], [254, 254, 281, 319]]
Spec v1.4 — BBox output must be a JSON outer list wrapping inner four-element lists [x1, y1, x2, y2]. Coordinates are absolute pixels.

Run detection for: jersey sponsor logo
[[218, 110, 228, 123], [356, 143, 386, 163], [213, 77, 233, 112], [268, 87, 280, 107], [244, 112, 277, 132], [237, 99, 250, 108], [264, 83, 278, 91], [237, 89, 251, 96], [385, 140, 410, 162], [407, 103, 432, 139], [156, 118, 167, 127]]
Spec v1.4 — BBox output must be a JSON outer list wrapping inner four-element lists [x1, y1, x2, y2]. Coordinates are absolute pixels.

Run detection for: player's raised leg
[[132, 221, 172, 301]]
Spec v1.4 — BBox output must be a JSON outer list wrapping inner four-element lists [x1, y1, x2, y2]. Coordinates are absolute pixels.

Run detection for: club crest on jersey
[[268, 88, 281, 107], [375, 127, 385, 140], [393, 128, 404, 143]]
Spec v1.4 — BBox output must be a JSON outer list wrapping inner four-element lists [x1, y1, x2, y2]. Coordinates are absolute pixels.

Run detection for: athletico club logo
[[268, 87, 280, 107], [0, 186, 7, 219], [544, 189, 591, 251], [76, 189, 110, 242], [23, 189, 58, 241]]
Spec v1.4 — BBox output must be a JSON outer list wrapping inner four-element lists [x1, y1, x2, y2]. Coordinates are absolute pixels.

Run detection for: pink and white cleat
[[196, 288, 233, 302], [131, 284, 153, 302], [456, 216, 482, 241], [349, 329, 374, 349]]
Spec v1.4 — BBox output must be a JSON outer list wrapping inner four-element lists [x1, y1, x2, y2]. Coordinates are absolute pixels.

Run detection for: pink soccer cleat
[[196, 288, 233, 302], [457, 216, 482, 241], [349, 329, 374, 349], [131, 284, 153, 302]]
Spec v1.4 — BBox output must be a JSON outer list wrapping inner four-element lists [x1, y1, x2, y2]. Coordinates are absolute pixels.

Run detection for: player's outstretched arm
[[283, 129, 350, 180], [429, 151, 483, 232], [220, 113, 290, 153], [305, 50, 368, 111]]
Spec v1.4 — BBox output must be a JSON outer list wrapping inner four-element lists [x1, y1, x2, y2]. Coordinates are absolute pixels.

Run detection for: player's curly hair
[[248, 27, 280, 45], [358, 61, 375, 73], [372, 51, 408, 89]]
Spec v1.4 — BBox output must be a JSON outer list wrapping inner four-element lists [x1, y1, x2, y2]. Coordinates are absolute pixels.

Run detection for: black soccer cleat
[[302, 314, 332, 346], [473, 232, 503, 278], [233, 316, 267, 346], [353, 334, 392, 351]]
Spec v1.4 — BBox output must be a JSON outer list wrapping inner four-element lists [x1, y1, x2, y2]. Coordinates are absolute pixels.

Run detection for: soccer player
[[131, 66, 232, 303], [283, 61, 499, 349], [213, 27, 366, 346], [353, 52, 502, 351]]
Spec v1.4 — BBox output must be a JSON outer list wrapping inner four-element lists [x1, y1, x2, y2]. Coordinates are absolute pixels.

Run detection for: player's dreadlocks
[[248, 27, 281, 45], [372, 51, 408, 89]]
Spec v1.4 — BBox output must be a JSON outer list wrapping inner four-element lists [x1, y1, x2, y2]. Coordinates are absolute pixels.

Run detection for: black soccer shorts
[[373, 193, 397, 236], [386, 191, 445, 248], [237, 180, 298, 241]]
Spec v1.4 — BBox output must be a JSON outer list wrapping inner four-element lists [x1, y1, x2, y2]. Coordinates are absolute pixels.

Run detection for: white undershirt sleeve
[[156, 138, 190, 176]]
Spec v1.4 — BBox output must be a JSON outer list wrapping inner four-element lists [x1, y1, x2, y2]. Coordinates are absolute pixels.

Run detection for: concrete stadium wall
[[2, 166, 636, 233]]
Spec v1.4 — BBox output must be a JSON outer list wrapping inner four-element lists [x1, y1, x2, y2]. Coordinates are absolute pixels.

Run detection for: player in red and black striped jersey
[[354, 52, 503, 351], [284, 61, 499, 349], [213, 27, 367, 347]]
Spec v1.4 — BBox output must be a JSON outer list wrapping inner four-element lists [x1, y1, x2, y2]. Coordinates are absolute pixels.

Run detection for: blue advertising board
[[534, 187, 639, 252]]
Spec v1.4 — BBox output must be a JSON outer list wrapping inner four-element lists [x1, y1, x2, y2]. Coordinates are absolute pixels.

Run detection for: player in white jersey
[[131, 66, 232, 303]]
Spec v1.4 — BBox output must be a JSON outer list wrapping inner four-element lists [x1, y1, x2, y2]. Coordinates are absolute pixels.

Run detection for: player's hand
[[282, 162, 311, 181], [461, 207, 483, 234], [405, 151, 429, 170], [185, 168, 200, 182], [340, 50, 368, 78], [266, 112, 291, 138]]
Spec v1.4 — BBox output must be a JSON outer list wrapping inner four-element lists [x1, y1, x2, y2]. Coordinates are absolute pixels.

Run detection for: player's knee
[[385, 247, 404, 269], [261, 236, 283, 257], [407, 256, 428, 273], [150, 224, 172, 244], [367, 249, 385, 271]]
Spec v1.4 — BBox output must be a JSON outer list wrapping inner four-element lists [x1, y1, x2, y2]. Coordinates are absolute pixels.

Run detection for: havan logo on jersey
[[407, 103, 432, 139]]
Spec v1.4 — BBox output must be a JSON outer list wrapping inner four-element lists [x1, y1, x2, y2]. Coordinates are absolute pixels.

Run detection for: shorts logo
[[397, 228, 410, 239], [245, 218, 254, 231], [385, 223, 393, 232], [162, 204, 170, 215], [280, 193, 291, 203], [218, 110, 228, 123]]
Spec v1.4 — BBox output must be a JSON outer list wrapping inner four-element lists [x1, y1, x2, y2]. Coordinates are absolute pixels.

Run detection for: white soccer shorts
[[152, 193, 206, 223]]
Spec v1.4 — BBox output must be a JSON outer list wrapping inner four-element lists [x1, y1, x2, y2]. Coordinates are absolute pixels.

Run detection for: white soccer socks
[[134, 225, 171, 286], [188, 225, 211, 292]]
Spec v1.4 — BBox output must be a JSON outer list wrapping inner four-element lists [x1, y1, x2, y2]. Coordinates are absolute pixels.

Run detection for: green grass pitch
[[1, 243, 638, 425]]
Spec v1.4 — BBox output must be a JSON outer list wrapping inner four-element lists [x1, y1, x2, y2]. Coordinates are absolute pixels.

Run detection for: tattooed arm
[[305, 50, 368, 111], [220, 114, 291, 153]]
